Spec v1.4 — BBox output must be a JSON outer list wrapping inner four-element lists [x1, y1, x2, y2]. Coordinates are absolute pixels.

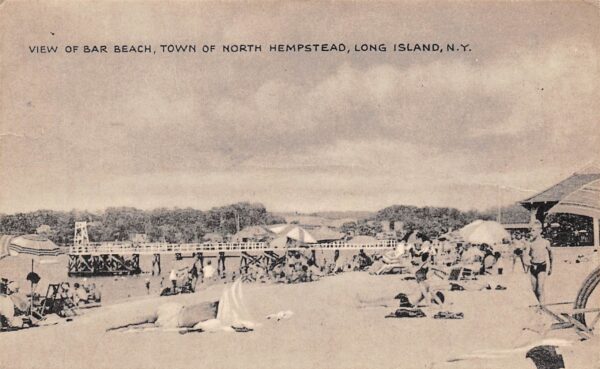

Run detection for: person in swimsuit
[[511, 232, 525, 272], [412, 252, 444, 307], [523, 220, 553, 304]]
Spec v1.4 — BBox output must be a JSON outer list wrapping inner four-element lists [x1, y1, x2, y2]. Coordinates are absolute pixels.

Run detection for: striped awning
[[549, 179, 600, 219], [8, 234, 63, 257]]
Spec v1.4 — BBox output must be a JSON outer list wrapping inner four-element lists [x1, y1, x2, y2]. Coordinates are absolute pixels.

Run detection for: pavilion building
[[520, 164, 600, 248]]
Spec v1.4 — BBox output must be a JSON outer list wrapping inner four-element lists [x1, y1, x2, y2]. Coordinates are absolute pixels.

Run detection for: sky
[[1, 1, 598, 214]]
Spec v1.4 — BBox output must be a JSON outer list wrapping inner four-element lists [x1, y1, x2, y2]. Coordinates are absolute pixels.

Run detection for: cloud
[[1, 2, 598, 213]]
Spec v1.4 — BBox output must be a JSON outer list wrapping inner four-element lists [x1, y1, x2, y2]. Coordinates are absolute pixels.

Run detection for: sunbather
[[106, 280, 254, 332]]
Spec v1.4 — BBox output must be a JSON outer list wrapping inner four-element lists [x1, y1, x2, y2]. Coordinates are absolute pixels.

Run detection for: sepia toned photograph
[[0, 1, 599, 368]]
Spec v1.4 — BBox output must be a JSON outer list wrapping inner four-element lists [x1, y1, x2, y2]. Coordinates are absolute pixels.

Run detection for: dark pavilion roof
[[520, 165, 600, 208], [549, 179, 600, 219]]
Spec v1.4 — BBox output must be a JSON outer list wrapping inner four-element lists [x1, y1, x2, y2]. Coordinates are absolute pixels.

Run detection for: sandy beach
[[1, 248, 598, 369]]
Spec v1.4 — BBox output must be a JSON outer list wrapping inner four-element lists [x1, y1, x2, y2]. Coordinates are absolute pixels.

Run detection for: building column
[[530, 208, 537, 224], [593, 217, 599, 249]]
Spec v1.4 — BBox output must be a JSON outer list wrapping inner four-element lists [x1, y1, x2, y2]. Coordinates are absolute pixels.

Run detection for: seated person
[[306, 260, 322, 281], [1, 294, 23, 327], [73, 283, 89, 306]]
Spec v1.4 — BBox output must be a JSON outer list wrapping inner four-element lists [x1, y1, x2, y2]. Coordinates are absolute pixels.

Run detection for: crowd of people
[[226, 221, 554, 308], [2, 220, 556, 330]]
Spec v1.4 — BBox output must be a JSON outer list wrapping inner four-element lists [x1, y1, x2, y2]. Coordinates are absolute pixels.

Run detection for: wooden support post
[[68, 255, 76, 275], [593, 217, 599, 249], [218, 252, 226, 278], [132, 254, 140, 274], [152, 254, 161, 275]]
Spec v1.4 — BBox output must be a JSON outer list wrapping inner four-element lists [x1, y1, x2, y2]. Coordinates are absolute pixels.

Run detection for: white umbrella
[[460, 220, 509, 245], [285, 227, 317, 244], [267, 224, 317, 244], [267, 224, 290, 234], [459, 220, 485, 240], [269, 236, 288, 248]]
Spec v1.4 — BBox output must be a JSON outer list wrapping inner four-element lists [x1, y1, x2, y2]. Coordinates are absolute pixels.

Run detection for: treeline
[[0, 203, 285, 245], [374, 205, 492, 238]]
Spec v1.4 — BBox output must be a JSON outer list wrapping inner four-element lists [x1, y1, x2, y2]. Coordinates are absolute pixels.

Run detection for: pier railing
[[68, 239, 397, 255]]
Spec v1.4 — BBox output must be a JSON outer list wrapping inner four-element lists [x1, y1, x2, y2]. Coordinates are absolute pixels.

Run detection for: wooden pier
[[67, 222, 396, 276]]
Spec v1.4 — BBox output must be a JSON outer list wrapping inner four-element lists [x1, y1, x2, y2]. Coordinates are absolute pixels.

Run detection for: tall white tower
[[74, 221, 90, 246]]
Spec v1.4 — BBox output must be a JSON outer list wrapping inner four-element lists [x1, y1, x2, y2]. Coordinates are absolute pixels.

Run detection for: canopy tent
[[460, 220, 510, 245]]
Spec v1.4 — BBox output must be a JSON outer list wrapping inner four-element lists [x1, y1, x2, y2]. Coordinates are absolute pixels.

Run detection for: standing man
[[511, 232, 525, 272], [524, 220, 553, 304], [169, 269, 178, 294]]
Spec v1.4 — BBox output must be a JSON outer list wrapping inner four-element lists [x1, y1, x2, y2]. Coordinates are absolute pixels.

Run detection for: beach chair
[[35, 284, 78, 318], [531, 266, 600, 340]]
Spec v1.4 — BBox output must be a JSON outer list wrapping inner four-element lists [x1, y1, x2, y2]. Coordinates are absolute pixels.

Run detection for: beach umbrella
[[0, 235, 13, 260], [459, 220, 485, 239], [267, 225, 318, 244], [7, 235, 63, 317], [267, 224, 290, 234], [269, 236, 288, 248], [284, 226, 317, 244], [9, 235, 63, 257], [460, 221, 509, 245]]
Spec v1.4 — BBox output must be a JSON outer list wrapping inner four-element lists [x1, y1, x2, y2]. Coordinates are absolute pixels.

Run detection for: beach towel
[[450, 283, 465, 291], [190, 279, 256, 332], [433, 311, 464, 320], [385, 308, 426, 318], [217, 279, 254, 327], [266, 310, 294, 321]]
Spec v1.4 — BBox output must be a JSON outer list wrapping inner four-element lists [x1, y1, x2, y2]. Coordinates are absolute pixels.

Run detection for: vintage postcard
[[0, 1, 599, 368]]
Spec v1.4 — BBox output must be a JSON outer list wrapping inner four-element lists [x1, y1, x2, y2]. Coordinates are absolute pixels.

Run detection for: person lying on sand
[[106, 280, 255, 333], [106, 300, 220, 331], [356, 289, 446, 310]]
